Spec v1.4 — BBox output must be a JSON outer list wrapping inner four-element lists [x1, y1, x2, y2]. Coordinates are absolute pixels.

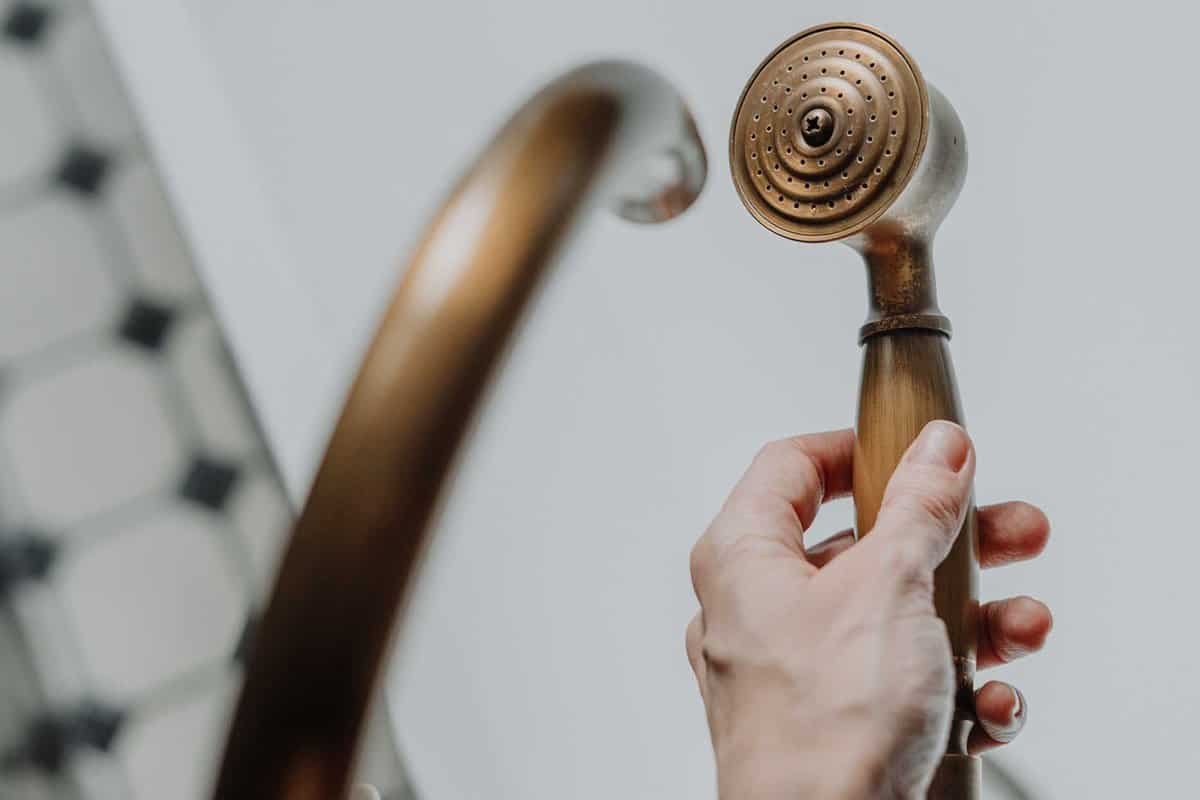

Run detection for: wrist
[[715, 732, 886, 800]]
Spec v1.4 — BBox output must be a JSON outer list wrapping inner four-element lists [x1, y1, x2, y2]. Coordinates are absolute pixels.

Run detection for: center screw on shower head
[[800, 108, 835, 147]]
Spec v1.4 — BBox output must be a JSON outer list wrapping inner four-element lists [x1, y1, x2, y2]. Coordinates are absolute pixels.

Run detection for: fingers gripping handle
[[853, 329, 981, 799]]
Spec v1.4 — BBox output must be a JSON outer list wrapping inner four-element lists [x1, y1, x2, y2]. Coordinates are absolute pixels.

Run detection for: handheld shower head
[[730, 22, 966, 247], [731, 23, 984, 800]]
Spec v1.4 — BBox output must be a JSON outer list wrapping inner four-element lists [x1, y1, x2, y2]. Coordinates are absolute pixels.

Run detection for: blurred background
[[3, 0, 1198, 798], [0, 1, 407, 797]]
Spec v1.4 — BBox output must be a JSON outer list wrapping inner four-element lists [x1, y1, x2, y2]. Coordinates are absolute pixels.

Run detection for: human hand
[[686, 422, 1051, 799]]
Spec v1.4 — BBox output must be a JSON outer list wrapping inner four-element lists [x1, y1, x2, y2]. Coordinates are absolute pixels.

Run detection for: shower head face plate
[[730, 23, 930, 242]]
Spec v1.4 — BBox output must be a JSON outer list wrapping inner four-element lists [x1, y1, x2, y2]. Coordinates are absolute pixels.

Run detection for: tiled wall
[[0, 2, 411, 798]]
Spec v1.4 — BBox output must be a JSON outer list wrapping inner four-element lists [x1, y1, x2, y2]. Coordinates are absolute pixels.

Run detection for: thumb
[[870, 420, 974, 577]]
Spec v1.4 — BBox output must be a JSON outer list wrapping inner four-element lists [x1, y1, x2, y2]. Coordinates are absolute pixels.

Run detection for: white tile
[[109, 160, 198, 302], [0, 47, 61, 187], [228, 471, 292, 599], [0, 606, 40, 739], [0, 194, 120, 361], [50, 9, 139, 148], [55, 503, 245, 699], [170, 315, 256, 460], [3, 348, 184, 527], [71, 751, 130, 800], [9, 582, 92, 706], [119, 679, 234, 800]]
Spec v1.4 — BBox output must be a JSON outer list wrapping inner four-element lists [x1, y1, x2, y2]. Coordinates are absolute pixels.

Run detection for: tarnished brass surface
[[731, 23, 981, 800], [212, 62, 705, 800], [928, 754, 982, 800], [730, 22, 929, 242], [859, 230, 950, 341], [855, 331, 980, 765]]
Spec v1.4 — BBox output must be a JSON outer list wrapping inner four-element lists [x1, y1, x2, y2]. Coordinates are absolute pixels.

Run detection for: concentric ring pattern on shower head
[[730, 23, 929, 242]]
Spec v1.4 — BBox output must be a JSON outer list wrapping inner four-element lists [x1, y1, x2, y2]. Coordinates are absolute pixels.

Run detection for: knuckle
[[691, 528, 789, 603], [700, 636, 735, 676], [750, 437, 824, 500], [688, 539, 714, 591], [883, 538, 933, 585], [684, 616, 703, 667], [683, 616, 727, 675], [887, 471, 966, 532], [721, 531, 782, 563], [914, 486, 965, 531], [752, 438, 796, 470]]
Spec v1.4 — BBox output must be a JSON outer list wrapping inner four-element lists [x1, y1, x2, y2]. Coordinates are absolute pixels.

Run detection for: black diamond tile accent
[[19, 702, 125, 773], [0, 747, 21, 771], [55, 144, 110, 196], [234, 614, 257, 665], [118, 298, 175, 351], [0, 533, 57, 593], [180, 455, 240, 511], [3, 3, 52, 43], [25, 714, 69, 773], [71, 702, 125, 752]]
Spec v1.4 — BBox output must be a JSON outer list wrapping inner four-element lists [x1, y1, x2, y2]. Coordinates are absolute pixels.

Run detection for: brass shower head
[[730, 22, 965, 247]]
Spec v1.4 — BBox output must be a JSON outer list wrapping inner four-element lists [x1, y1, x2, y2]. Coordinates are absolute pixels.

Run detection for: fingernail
[[907, 420, 969, 471], [981, 686, 1025, 743]]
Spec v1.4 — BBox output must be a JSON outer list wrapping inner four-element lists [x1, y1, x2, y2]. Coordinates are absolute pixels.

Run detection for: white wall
[[100, 0, 1200, 797]]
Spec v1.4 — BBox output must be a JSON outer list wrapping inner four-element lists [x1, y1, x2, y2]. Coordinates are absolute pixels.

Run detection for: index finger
[[708, 428, 855, 556]]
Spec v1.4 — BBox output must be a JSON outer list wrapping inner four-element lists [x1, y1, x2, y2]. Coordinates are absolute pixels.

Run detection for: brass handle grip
[[853, 328, 981, 798]]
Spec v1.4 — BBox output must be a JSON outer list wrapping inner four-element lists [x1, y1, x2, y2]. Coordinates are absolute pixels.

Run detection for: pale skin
[[686, 421, 1052, 799]]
